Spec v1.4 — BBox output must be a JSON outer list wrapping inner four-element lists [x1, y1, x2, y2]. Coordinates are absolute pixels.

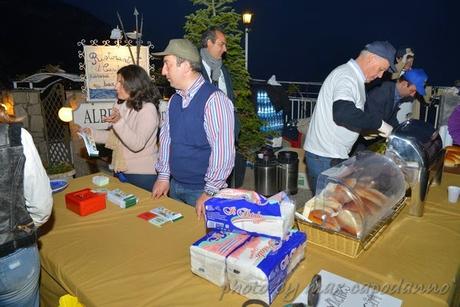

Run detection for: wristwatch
[[204, 189, 218, 197]]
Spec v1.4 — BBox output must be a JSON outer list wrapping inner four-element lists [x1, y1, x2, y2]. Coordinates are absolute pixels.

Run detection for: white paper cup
[[447, 186, 460, 203]]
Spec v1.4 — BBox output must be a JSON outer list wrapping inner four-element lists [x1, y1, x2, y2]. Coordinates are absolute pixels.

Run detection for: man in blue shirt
[[152, 39, 235, 219]]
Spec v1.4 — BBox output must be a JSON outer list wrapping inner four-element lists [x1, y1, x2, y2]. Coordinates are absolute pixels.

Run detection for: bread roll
[[308, 209, 341, 232], [336, 209, 364, 237], [446, 146, 460, 154], [445, 155, 457, 167], [355, 187, 388, 208], [360, 198, 380, 216], [325, 183, 353, 204], [342, 200, 365, 220], [445, 150, 460, 167], [320, 197, 342, 212], [343, 178, 357, 188]]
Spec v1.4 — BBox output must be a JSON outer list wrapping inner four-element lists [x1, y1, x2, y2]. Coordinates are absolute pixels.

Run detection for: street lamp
[[242, 11, 253, 71]]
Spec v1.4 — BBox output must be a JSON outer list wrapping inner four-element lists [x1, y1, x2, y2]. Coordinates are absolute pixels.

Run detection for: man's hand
[[378, 121, 393, 138], [151, 180, 170, 199], [195, 193, 211, 221]]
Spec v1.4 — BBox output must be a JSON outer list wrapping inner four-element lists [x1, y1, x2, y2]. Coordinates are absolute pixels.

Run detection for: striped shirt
[[155, 75, 235, 193]]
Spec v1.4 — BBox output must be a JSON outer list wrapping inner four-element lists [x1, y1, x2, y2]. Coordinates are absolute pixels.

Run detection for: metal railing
[[266, 81, 450, 129], [251, 78, 321, 125], [286, 96, 316, 124]]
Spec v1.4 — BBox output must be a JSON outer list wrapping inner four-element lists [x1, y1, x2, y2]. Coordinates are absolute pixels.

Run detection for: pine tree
[[184, 0, 265, 161]]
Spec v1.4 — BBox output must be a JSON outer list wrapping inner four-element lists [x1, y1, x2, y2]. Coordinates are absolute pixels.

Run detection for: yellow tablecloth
[[39, 172, 460, 307]]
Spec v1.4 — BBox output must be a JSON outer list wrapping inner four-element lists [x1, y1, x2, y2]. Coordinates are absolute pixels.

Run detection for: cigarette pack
[[150, 207, 183, 222], [107, 189, 138, 208]]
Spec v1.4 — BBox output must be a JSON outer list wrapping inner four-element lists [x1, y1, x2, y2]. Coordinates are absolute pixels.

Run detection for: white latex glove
[[378, 121, 393, 138]]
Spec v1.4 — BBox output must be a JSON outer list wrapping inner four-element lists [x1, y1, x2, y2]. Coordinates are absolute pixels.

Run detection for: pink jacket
[[92, 101, 159, 175]]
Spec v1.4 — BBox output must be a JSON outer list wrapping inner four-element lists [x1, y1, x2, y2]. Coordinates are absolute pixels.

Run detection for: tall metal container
[[254, 150, 278, 196], [385, 119, 444, 217], [277, 151, 299, 195]]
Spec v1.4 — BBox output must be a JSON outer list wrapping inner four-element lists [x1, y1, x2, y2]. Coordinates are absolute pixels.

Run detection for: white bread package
[[205, 189, 295, 240], [190, 230, 251, 287], [226, 230, 307, 304]]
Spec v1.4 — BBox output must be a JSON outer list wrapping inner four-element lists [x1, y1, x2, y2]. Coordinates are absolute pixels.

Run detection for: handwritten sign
[[84, 45, 149, 102]]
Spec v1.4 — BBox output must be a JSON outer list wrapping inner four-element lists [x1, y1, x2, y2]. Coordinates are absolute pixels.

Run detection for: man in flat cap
[[303, 41, 396, 194], [151, 39, 235, 219]]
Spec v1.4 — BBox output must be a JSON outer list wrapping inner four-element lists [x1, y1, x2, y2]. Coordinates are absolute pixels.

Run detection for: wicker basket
[[296, 197, 406, 258]]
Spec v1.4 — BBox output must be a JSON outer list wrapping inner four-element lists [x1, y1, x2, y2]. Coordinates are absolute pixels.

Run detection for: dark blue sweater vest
[[169, 82, 216, 190]]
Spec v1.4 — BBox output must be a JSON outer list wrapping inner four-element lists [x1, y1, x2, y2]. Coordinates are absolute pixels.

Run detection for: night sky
[[60, 0, 459, 86]]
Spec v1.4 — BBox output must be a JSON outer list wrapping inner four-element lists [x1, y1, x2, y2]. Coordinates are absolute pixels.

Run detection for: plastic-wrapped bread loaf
[[205, 190, 295, 240]]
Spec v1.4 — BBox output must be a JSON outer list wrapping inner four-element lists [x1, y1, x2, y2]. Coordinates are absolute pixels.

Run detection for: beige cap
[[152, 39, 200, 64]]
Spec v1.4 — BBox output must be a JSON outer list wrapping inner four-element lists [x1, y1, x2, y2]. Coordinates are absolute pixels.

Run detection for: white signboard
[[73, 102, 114, 130], [84, 45, 149, 102]]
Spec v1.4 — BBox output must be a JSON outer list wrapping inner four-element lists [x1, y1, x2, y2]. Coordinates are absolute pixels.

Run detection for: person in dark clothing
[[0, 106, 52, 306], [391, 47, 415, 80], [200, 26, 240, 140], [365, 68, 428, 128], [352, 68, 429, 154]]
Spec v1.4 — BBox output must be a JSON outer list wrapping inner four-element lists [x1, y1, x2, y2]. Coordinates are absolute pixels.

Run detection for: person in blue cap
[[303, 41, 396, 194], [352, 68, 429, 152], [365, 68, 428, 128]]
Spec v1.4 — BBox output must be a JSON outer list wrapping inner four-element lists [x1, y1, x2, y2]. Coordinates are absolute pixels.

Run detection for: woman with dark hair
[[82, 64, 161, 191], [0, 106, 52, 306]]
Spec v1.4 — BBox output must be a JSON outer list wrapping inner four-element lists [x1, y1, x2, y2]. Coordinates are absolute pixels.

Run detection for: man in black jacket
[[351, 68, 429, 155], [365, 68, 428, 128]]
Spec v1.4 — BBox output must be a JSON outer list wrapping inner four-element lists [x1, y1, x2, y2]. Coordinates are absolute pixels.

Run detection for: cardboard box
[[65, 188, 106, 216]]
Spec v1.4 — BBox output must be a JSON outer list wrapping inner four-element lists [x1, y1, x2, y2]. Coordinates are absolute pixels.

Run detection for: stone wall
[[10, 90, 48, 162], [9, 88, 108, 178]]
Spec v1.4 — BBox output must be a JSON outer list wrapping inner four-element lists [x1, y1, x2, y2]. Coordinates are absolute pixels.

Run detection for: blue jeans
[[169, 179, 203, 207], [123, 174, 157, 192], [0, 244, 40, 307], [305, 151, 335, 196]]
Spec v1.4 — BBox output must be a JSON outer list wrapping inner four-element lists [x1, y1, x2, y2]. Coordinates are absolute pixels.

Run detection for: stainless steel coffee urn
[[254, 151, 278, 196], [385, 119, 444, 217], [277, 151, 299, 195]]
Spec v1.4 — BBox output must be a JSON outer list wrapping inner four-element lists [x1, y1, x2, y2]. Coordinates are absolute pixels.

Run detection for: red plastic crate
[[65, 188, 106, 216]]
